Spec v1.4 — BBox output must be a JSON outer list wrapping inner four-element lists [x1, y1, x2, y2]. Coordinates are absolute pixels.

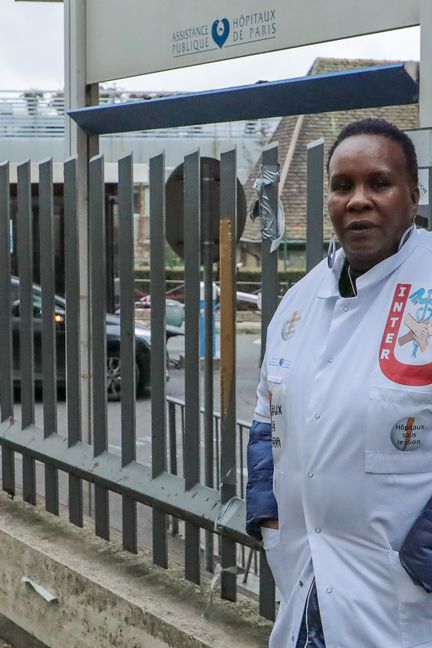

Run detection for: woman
[[247, 118, 432, 648]]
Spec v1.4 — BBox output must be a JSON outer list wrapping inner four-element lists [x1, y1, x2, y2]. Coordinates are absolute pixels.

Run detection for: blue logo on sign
[[212, 18, 230, 48]]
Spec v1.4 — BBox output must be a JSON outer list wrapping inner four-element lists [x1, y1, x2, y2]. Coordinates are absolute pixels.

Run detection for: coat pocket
[[389, 549, 432, 648], [365, 385, 432, 474], [262, 469, 291, 604], [261, 526, 280, 551], [261, 526, 291, 604]]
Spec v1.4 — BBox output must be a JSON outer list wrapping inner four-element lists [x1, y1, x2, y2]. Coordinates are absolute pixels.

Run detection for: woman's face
[[328, 134, 419, 274]]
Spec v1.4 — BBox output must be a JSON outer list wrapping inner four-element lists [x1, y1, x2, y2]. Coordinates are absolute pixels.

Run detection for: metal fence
[[0, 140, 324, 623], [166, 396, 255, 573], [166, 396, 250, 498]]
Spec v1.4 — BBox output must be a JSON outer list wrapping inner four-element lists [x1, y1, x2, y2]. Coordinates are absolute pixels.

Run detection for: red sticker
[[379, 283, 432, 386]]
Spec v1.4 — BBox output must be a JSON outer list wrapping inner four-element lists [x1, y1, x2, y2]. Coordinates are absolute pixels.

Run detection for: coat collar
[[317, 227, 419, 300]]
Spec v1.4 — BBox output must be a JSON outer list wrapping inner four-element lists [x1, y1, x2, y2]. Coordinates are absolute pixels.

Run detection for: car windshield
[[11, 282, 64, 317]]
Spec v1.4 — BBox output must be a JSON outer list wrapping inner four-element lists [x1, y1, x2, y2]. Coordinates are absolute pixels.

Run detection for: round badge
[[390, 416, 426, 451]]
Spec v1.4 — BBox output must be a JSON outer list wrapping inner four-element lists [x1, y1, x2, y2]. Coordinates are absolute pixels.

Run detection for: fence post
[[219, 147, 238, 601], [89, 154, 110, 541], [184, 150, 201, 585], [39, 158, 59, 516], [64, 156, 84, 528], [202, 157, 215, 573], [118, 153, 138, 554], [17, 161, 36, 505], [0, 162, 14, 497], [150, 152, 168, 568], [306, 138, 325, 272]]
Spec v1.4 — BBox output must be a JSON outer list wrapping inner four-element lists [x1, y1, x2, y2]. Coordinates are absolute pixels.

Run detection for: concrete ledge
[[0, 493, 271, 648]]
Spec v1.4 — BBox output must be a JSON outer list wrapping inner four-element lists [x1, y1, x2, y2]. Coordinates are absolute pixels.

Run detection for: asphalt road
[[12, 331, 262, 456], [166, 331, 262, 421]]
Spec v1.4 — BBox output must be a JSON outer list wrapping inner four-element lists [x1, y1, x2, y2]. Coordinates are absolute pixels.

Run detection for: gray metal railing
[[0, 140, 324, 622], [166, 395, 250, 498], [166, 396, 256, 578], [0, 148, 281, 622]]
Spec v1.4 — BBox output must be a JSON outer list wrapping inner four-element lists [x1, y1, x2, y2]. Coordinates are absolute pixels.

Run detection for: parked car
[[115, 289, 185, 331], [9, 277, 162, 401]]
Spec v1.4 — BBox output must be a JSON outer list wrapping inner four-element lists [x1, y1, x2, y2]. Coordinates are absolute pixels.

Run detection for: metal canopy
[[69, 63, 418, 135]]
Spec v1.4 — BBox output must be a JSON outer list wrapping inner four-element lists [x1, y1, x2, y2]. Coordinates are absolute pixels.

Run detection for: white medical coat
[[255, 228, 432, 648]]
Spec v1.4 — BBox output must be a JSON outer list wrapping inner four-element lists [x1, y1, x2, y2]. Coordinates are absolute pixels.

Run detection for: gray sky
[[0, 0, 420, 92]]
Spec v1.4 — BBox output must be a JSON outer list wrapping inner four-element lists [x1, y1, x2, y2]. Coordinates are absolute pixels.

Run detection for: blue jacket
[[246, 420, 278, 540], [400, 495, 432, 593], [246, 420, 432, 593]]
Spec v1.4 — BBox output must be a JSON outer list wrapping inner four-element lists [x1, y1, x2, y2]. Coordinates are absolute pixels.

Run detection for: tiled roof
[[241, 57, 418, 243]]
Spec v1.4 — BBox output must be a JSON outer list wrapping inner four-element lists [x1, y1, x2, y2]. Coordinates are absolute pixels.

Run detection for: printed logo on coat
[[281, 311, 301, 341], [269, 356, 293, 369], [390, 416, 428, 451], [379, 283, 432, 386], [269, 388, 283, 463]]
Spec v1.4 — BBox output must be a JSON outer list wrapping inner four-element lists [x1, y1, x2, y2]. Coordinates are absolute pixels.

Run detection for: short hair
[[327, 118, 418, 185]]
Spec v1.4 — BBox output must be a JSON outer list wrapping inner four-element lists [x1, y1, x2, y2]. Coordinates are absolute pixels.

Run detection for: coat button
[[315, 527, 321, 533], [308, 472, 314, 478], [314, 413, 321, 420], [343, 306, 349, 312], [327, 357, 334, 363], [326, 587, 333, 593], [299, 580, 304, 587]]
